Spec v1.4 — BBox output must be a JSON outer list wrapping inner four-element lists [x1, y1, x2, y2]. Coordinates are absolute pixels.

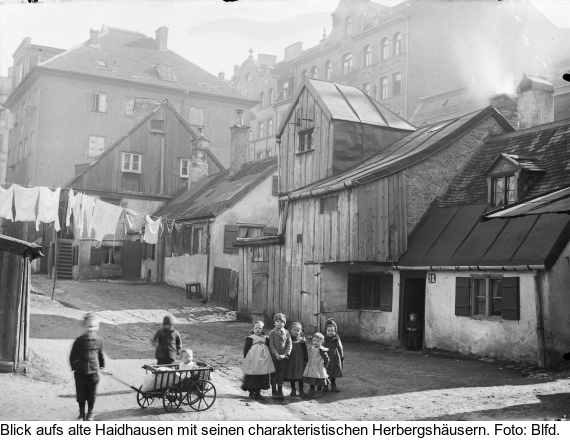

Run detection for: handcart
[[101, 362, 216, 412]]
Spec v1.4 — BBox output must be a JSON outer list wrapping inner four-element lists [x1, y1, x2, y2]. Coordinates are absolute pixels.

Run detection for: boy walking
[[152, 314, 181, 365]]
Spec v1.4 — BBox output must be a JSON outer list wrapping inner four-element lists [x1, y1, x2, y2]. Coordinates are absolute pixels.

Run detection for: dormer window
[[491, 175, 516, 207], [157, 64, 174, 81], [96, 61, 107, 69]]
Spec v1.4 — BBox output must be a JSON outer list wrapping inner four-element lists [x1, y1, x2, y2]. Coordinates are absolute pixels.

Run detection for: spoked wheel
[[162, 386, 182, 412], [188, 379, 216, 412], [137, 390, 155, 408]]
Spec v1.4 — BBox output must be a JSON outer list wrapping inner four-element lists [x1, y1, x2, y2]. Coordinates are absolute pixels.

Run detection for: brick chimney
[[188, 130, 210, 189], [218, 71, 225, 80], [229, 109, 249, 176], [89, 29, 99, 46], [284, 42, 303, 61], [489, 93, 518, 129], [155, 26, 169, 51], [516, 74, 554, 129]]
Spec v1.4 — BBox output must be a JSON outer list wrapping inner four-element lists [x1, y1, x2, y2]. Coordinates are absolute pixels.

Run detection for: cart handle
[[100, 370, 140, 392]]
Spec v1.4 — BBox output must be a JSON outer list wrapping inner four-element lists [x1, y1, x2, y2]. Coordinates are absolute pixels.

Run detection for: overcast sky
[[0, 0, 567, 80]]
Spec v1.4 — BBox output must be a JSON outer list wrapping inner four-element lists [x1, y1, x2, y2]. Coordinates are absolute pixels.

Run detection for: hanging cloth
[[144, 215, 161, 244], [124, 209, 146, 234], [181, 222, 193, 255], [66, 189, 75, 226], [0, 185, 14, 221], [82, 195, 96, 238], [91, 199, 123, 243], [14, 185, 40, 222], [36, 187, 61, 231], [173, 222, 184, 255], [164, 221, 174, 257], [72, 192, 84, 236]]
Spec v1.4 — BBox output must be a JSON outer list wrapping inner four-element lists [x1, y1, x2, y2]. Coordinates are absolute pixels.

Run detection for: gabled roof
[[441, 117, 570, 207], [277, 79, 416, 137], [154, 156, 278, 220], [37, 26, 253, 102], [483, 153, 544, 175], [484, 185, 570, 219], [0, 234, 44, 260], [285, 106, 514, 199]]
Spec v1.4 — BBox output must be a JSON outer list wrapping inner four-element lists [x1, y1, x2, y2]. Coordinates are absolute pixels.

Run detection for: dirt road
[[0, 274, 569, 421]]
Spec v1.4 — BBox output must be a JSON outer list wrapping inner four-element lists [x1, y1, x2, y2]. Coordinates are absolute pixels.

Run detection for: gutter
[[391, 265, 546, 271], [279, 180, 353, 202]]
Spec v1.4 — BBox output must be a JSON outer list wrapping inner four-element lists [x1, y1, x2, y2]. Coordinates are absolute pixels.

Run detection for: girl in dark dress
[[323, 318, 344, 392], [241, 321, 275, 400], [284, 322, 308, 397]]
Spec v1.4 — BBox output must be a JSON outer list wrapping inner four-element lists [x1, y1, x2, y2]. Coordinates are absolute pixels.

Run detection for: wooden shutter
[[272, 175, 278, 196], [455, 277, 471, 316], [379, 274, 393, 312], [92, 93, 98, 111], [501, 277, 520, 320], [224, 225, 239, 254], [347, 273, 363, 309]]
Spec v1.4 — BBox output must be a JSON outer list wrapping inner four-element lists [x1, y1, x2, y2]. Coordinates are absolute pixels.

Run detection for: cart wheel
[[188, 380, 216, 412], [137, 391, 155, 409], [162, 386, 181, 412]]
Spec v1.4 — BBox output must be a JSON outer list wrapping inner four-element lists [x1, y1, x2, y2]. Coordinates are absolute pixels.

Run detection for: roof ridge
[[489, 117, 570, 141], [103, 26, 147, 36]]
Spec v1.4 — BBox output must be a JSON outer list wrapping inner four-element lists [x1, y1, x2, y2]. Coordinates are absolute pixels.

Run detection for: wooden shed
[[0, 234, 43, 372]]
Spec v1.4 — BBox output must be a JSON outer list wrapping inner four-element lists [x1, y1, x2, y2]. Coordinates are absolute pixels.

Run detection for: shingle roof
[[40, 26, 251, 101], [440, 118, 570, 207], [154, 156, 278, 220]]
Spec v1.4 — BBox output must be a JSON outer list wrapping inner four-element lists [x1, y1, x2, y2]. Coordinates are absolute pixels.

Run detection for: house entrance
[[122, 241, 142, 280], [400, 273, 426, 350], [252, 261, 269, 322]]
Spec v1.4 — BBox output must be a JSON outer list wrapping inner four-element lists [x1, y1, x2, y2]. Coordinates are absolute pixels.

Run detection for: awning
[[0, 234, 44, 260]]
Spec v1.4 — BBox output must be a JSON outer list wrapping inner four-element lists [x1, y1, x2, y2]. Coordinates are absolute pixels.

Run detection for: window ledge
[[361, 309, 389, 313], [470, 316, 503, 322], [121, 169, 142, 174], [295, 148, 315, 156]]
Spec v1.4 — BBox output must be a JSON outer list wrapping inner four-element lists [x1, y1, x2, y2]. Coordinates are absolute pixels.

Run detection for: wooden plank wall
[[212, 267, 238, 310], [0, 250, 25, 365]]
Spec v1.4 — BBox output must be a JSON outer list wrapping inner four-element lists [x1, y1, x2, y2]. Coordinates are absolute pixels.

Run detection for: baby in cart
[[140, 348, 197, 392]]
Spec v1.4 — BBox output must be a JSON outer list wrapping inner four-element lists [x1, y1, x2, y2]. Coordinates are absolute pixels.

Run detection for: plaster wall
[[424, 271, 539, 364], [164, 253, 208, 291]]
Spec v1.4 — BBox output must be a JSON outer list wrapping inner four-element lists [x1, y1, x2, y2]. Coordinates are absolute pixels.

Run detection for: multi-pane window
[[473, 278, 502, 317], [282, 81, 289, 100], [157, 64, 174, 81], [268, 119, 274, 136], [455, 277, 519, 320], [320, 195, 338, 213], [268, 88, 274, 105], [260, 92, 265, 108], [121, 152, 142, 173], [298, 129, 314, 152], [381, 77, 389, 99], [325, 61, 332, 80], [347, 273, 393, 311], [189, 107, 204, 126], [88, 136, 105, 158], [363, 82, 371, 96], [259, 122, 265, 139], [491, 175, 516, 206], [125, 98, 135, 116], [192, 227, 203, 254], [345, 17, 352, 37], [394, 32, 403, 55], [364, 45, 372, 67], [393, 72, 402, 96], [342, 53, 353, 75], [381, 38, 389, 60], [180, 158, 191, 178], [92, 93, 108, 112]]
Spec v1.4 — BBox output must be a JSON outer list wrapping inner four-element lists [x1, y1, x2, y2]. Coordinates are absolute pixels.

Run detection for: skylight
[[96, 61, 107, 69]]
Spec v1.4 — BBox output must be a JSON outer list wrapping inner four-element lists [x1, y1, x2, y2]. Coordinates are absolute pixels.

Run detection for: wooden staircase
[[57, 240, 73, 279]]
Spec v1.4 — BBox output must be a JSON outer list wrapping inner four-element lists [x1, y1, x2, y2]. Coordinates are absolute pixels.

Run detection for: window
[[298, 128, 314, 152], [245, 73, 252, 82], [282, 81, 290, 100], [364, 45, 372, 67], [325, 61, 332, 80], [320, 195, 338, 213], [180, 158, 191, 178], [96, 60, 107, 69], [239, 225, 264, 238], [342, 53, 353, 75], [125, 97, 135, 116], [88, 136, 105, 157], [258, 122, 265, 139], [381, 38, 389, 60], [256, 152, 265, 161], [301, 69, 308, 82], [92, 93, 108, 112], [393, 72, 402, 96], [248, 130, 253, 141], [192, 227, 203, 254], [121, 153, 142, 173], [260, 92, 265, 108], [345, 17, 352, 37], [150, 119, 164, 133], [15, 60, 23, 85], [157, 64, 174, 81], [268, 119, 274, 136], [347, 273, 393, 311], [455, 277, 519, 320], [394, 32, 402, 55], [491, 175, 516, 206], [363, 82, 371, 96], [310, 66, 318, 79], [189, 107, 204, 126], [380, 76, 389, 99], [268, 88, 274, 105]]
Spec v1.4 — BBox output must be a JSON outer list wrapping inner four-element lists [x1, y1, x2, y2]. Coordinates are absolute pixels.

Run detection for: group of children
[[241, 313, 344, 400]]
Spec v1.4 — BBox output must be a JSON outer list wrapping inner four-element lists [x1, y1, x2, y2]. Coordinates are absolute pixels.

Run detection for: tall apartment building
[[0, 69, 14, 183]]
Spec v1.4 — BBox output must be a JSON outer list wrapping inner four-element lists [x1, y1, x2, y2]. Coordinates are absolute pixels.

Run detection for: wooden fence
[[212, 267, 238, 310]]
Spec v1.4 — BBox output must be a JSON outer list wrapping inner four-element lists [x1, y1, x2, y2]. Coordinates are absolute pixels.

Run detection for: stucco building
[[0, 70, 13, 184]]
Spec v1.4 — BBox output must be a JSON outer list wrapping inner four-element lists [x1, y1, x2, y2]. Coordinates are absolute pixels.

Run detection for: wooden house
[[236, 79, 514, 339], [0, 234, 43, 372]]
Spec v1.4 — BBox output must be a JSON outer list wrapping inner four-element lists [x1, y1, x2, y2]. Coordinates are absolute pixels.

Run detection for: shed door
[[122, 241, 142, 280], [252, 262, 268, 316], [301, 264, 320, 333]]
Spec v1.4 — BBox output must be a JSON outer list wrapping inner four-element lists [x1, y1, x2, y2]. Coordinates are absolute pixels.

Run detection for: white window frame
[[92, 93, 108, 113], [88, 136, 106, 158], [268, 119, 274, 136], [121, 152, 142, 174], [180, 158, 191, 178], [125, 97, 135, 116], [471, 276, 503, 319], [189, 107, 204, 126], [259, 121, 265, 139], [364, 45, 372, 67], [381, 77, 389, 100]]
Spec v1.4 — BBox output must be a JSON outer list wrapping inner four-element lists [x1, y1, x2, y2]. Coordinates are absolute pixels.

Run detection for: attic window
[[150, 119, 164, 133], [491, 175, 516, 207], [157, 64, 174, 81], [298, 128, 314, 153], [96, 61, 107, 69]]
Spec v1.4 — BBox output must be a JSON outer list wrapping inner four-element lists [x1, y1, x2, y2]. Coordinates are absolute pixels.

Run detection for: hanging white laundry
[[124, 209, 146, 234], [0, 185, 14, 221], [36, 187, 61, 231], [82, 195, 96, 238], [14, 185, 40, 222], [144, 215, 161, 244], [91, 199, 123, 243], [66, 189, 75, 226], [72, 192, 84, 236]]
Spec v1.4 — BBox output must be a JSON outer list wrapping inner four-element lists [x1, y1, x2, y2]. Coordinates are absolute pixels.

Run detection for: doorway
[[400, 273, 426, 350], [122, 240, 142, 280]]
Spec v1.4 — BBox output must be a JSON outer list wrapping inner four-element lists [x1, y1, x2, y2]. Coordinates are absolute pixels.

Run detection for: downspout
[[205, 220, 213, 299], [533, 270, 547, 368], [160, 135, 165, 195]]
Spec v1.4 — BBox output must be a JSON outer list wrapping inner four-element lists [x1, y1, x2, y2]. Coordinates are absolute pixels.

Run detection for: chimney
[[489, 93, 518, 129], [218, 71, 225, 80], [7, 67, 12, 78], [516, 74, 554, 130], [89, 29, 99, 46], [155, 26, 169, 51], [284, 42, 303, 61], [188, 130, 210, 189], [233, 64, 240, 80], [229, 109, 249, 176]]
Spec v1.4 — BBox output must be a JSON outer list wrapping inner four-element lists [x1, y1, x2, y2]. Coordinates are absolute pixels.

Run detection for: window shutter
[[201, 227, 208, 254], [272, 175, 278, 196], [379, 274, 393, 312], [92, 93, 98, 111], [502, 277, 520, 320], [455, 277, 471, 317], [224, 225, 239, 254], [347, 273, 363, 309]]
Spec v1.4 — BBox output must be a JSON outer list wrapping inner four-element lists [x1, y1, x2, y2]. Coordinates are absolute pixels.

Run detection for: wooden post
[[52, 195, 69, 300]]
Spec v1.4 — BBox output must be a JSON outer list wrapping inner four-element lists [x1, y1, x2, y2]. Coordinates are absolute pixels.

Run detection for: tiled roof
[[154, 156, 278, 220], [39, 26, 251, 101], [440, 118, 570, 207]]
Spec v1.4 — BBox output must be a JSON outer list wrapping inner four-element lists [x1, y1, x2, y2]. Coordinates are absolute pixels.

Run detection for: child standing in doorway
[[268, 313, 292, 400], [69, 313, 106, 421], [406, 312, 422, 351], [303, 332, 329, 399], [242, 320, 275, 400], [284, 322, 308, 397], [152, 314, 181, 365], [323, 318, 344, 392]]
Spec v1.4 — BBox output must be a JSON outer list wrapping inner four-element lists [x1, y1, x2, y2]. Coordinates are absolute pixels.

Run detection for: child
[[303, 332, 329, 399], [268, 313, 292, 400], [406, 312, 422, 351], [69, 313, 105, 421], [178, 348, 195, 370], [284, 322, 308, 397], [152, 314, 182, 365], [323, 318, 344, 392], [242, 320, 275, 400]]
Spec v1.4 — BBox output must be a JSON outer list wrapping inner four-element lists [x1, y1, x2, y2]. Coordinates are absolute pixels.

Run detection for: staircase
[[57, 240, 73, 279]]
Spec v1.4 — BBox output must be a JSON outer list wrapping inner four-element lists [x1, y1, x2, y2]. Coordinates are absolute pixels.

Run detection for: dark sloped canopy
[[0, 234, 44, 260]]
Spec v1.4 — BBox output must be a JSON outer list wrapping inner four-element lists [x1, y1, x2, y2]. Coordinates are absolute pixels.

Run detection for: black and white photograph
[[2, 0, 570, 424]]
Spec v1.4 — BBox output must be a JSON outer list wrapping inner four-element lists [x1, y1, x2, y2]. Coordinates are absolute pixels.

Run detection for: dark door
[[252, 261, 268, 318], [122, 241, 142, 280], [400, 275, 426, 349]]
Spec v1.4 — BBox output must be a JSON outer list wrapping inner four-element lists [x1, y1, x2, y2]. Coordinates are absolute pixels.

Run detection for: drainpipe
[[205, 220, 213, 299], [160, 136, 165, 194], [533, 270, 547, 368]]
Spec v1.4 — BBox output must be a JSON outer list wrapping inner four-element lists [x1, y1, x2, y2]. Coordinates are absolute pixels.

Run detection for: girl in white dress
[[241, 321, 275, 400]]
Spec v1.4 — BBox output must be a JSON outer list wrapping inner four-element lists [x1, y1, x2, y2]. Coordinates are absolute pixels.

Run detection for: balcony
[[331, 67, 357, 86]]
